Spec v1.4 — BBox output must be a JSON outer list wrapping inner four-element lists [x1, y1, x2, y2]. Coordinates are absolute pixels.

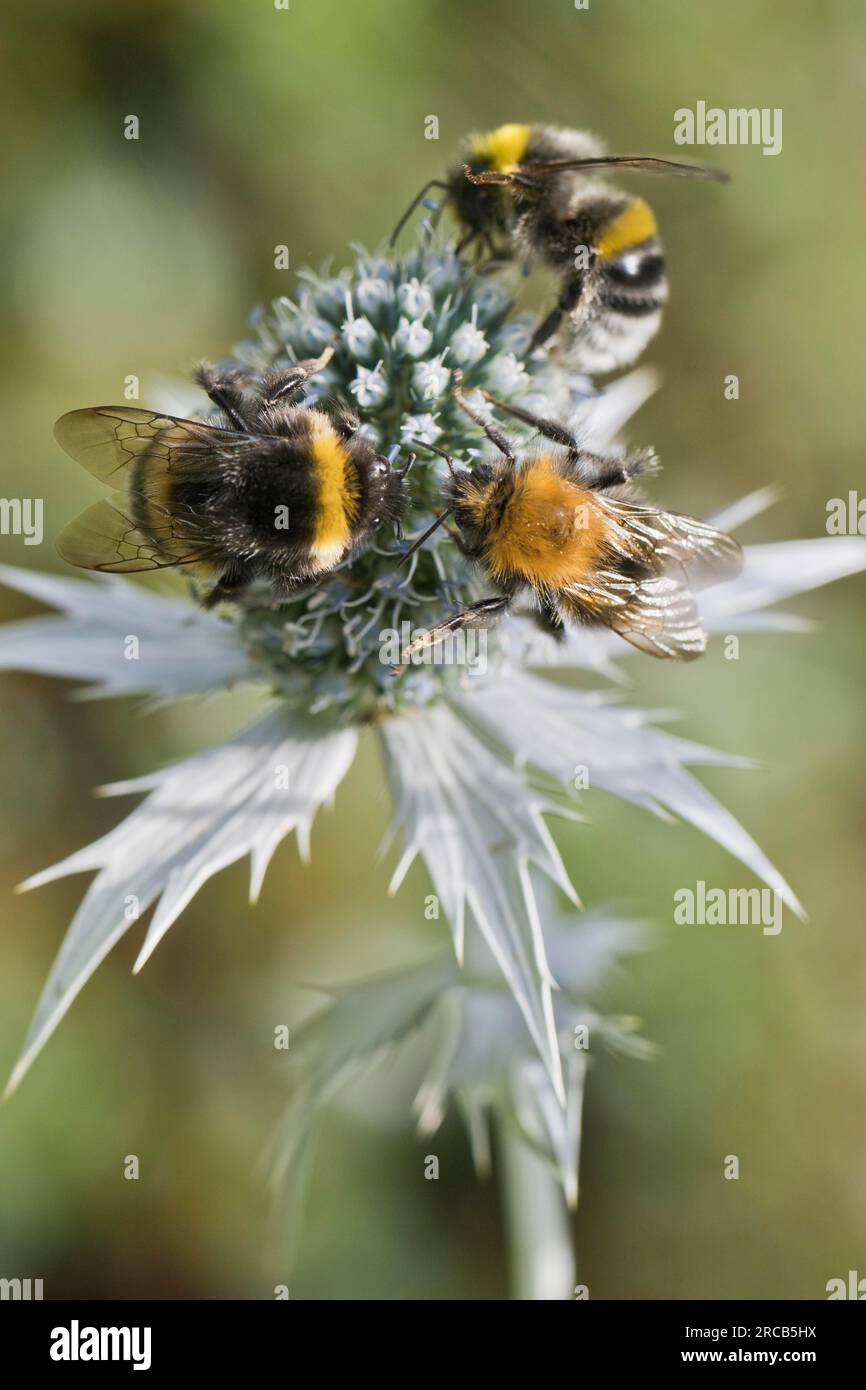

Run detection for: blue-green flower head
[[228, 239, 602, 718]]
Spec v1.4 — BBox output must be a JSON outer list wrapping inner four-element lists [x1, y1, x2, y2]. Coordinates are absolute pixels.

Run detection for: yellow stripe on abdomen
[[595, 198, 658, 261], [309, 414, 357, 568]]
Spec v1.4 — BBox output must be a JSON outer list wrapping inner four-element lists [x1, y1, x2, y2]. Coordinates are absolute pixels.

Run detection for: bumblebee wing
[[563, 569, 706, 661], [560, 500, 739, 660], [56, 493, 218, 574], [54, 407, 255, 575], [54, 406, 250, 485], [607, 573, 706, 660], [599, 497, 743, 588], [523, 155, 730, 184]]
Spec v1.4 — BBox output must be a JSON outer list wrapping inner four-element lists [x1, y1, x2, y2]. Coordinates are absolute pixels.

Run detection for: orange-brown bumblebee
[[54, 348, 407, 607], [401, 372, 742, 662], [392, 123, 729, 371]]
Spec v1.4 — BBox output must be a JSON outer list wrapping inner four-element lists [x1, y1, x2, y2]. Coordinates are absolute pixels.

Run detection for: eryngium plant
[[2, 235, 865, 1297]]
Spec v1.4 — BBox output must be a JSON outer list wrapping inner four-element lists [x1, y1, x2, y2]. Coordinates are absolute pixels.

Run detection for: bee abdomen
[[605, 251, 666, 298], [130, 454, 216, 561], [570, 200, 669, 370]]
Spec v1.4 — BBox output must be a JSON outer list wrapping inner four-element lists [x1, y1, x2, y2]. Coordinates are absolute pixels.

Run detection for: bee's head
[[447, 162, 513, 245], [446, 462, 502, 551], [383, 457, 410, 521], [449, 124, 533, 246], [360, 450, 408, 535]]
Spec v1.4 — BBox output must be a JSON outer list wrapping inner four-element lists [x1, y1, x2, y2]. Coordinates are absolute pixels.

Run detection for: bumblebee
[[54, 348, 407, 607], [392, 123, 729, 371], [401, 372, 742, 662]]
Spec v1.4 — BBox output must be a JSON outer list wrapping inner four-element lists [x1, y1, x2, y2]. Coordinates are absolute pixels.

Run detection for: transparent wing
[[562, 569, 706, 662], [53, 406, 255, 575], [54, 406, 251, 485], [524, 155, 730, 184], [466, 156, 730, 188], [599, 496, 744, 588], [606, 573, 706, 660], [56, 494, 218, 575]]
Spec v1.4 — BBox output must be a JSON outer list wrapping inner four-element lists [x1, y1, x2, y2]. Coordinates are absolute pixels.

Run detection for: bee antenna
[[462, 164, 541, 191], [389, 179, 452, 248], [406, 438, 459, 478], [396, 506, 455, 568], [398, 452, 417, 479]]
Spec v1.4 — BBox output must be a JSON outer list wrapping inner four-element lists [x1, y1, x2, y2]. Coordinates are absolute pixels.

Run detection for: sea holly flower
[[1, 236, 865, 1294]]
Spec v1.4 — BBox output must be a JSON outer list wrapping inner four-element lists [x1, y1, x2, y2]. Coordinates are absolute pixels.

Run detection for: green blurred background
[[1, 0, 864, 1299]]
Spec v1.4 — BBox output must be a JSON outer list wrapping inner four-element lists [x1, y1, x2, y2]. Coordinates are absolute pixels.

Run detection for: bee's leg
[[581, 447, 660, 492], [529, 279, 583, 350], [196, 364, 253, 432], [266, 573, 321, 608], [455, 227, 480, 257], [389, 179, 451, 248], [474, 390, 580, 453], [452, 371, 516, 464], [475, 391, 656, 490], [475, 231, 513, 275], [477, 257, 512, 277], [443, 523, 473, 556], [261, 345, 335, 406], [330, 404, 361, 440], [293, 344, 335, 380], [400, 593, 511, 662], [529, 303, 564, 350], [201, 561, 255, 609], [529, 598, 566, 642]]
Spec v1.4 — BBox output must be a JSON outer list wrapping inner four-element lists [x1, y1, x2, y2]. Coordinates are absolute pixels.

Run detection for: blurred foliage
[[0, 0, 864, 1299]]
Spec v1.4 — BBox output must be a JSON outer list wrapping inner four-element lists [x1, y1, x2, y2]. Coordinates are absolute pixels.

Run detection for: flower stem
[[498, 1119, 575, 1301]]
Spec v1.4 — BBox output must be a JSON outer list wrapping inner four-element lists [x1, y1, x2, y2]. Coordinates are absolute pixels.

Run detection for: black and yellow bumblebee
[[401, 372, 742, 662], [54, 348, 408, 607], [392, 123, 729, 371]]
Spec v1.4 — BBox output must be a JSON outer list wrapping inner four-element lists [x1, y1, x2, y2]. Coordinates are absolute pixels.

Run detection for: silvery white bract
[[380, 702, 578, 1102], [0, 563, 251, 700], [4, 710, 357, 1096], [3, 482, 863, 1103], [1, 240, 864, 1234], [460, 669, 801, 912], [267, 907, 653, 1234]]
